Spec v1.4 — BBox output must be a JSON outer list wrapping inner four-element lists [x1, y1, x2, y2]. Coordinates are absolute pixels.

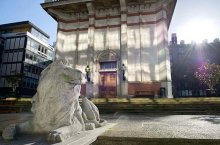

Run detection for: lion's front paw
[[2, 124, 17, 140], [47, 131, 64, 143]]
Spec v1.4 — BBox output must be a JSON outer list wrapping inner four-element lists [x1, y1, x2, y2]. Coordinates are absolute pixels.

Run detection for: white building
[[42, 0, 176, 98]]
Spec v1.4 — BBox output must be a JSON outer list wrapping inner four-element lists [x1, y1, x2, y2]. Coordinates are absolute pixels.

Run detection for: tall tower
[[41, 0, 176, 98]]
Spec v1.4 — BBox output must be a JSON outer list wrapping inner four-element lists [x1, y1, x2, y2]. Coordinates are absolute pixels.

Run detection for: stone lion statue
[[2, 60, 106, 143]]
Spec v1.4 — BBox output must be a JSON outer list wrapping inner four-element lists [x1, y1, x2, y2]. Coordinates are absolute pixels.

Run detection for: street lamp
[[85, 65, 91, 82]]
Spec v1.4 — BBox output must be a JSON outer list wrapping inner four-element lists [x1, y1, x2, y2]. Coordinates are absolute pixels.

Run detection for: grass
[[5, 97, 32, 102], [91, 97, 220, 104], [2, 97, 220, 105]]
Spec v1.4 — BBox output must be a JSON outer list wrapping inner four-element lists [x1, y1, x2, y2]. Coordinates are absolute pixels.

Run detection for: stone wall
[[49, 0, 173, 97]]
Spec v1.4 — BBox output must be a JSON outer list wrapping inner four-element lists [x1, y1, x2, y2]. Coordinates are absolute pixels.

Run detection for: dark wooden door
[[99, 72, 117, 98]]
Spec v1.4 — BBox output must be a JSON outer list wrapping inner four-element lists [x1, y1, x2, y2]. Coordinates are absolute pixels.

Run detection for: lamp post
[[85, 65, 90, 82]]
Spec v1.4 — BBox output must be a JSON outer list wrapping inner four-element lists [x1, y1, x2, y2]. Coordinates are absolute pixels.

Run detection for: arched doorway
[[97, 50, 119, 98]]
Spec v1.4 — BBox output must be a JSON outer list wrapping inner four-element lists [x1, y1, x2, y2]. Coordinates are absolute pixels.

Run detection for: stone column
[[120, 0, 128, 97], [157, 1, 173, 98], [86, 2, 97, 97]]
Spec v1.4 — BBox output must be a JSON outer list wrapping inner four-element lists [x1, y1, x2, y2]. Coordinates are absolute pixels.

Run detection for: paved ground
[[100, 113, 220, 139], [0, 113, 220, 144]]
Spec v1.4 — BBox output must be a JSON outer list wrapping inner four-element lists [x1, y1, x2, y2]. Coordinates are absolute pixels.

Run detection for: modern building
[[169, 34, 220, 97], [0, 36, 4, 66], [41, 0, 176, 98], [0, 21, 54, 97]]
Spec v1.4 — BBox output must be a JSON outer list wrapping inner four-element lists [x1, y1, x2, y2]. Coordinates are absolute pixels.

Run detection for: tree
[[5, 71, 23, 97], [194, 61, 220, 90]]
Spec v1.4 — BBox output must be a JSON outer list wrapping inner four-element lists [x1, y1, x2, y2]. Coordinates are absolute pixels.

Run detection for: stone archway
[[97, 50, 120, 62], [96, 50, 120, 98]]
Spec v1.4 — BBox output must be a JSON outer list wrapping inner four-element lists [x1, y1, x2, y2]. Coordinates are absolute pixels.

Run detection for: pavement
[[0, 113, 220, 145], [100, 113, 220, 139]]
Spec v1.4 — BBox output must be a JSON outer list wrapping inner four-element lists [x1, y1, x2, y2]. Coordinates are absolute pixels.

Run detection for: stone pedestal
[[121, 81, 128, 97], [86, 82, 93, 98], [161, 81, 173, 98]]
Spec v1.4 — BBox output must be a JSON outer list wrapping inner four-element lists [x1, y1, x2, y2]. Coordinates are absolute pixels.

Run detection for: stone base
[[161, 81, 173, 98], [0, 123, 115, 145]]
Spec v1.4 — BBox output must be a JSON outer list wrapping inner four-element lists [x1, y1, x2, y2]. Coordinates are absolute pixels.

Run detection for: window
[[33, 55, 37, 61], [27, 39, 31, 46], [41, 47, 44, 53], [44, 49, 47, 54], [19, 37, 25, 48], [11, 64, 16, 73], [13, 52, 18, 62], [18, 52, 23, 61], [32, 67, 35, 74], [17, 63, 21, 73], [6, 64, 11, 75], [3, 53, 8, 62], [1, 65, 6, 75], [8, 53, 13, 62], [29, 55, 33, 60], [10, 38, 15, 49], [5, 39, 10, 50], [15, 38, 20, 49], [100, 61, 117, 70], [26, 53, 29, 59], [31, 28, 48, 43]]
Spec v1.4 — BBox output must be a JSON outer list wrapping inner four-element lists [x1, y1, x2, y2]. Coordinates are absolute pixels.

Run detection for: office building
[[0, 21, 54, 97]]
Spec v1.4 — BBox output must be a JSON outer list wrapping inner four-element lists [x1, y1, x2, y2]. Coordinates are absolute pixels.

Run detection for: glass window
[[29, 54, 33, 60], [18, 52, 23, 61], [15, 38, 20, 49], [11, 64, 16, 72], [10, 38, 15, 49], [0, 78, 4, 87], [3, 53, 8, 62], [5, 39, 10, 50], [1, 64, 6, 75], [41, 47, 44, 53], [6, 64, 11, 75], [17, 63, 21, 73], [13, 52, 18, 62], [45, 49, 47, 54], [8, 53, 13, 62], [33, 55, 37, 61], [27, 38, 31, 46], [19, 37, 25, 48], [100, 61, 117, 70]]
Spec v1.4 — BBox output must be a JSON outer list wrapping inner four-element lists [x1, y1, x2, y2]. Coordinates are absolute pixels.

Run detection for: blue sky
[[0, 0, 220, 44]]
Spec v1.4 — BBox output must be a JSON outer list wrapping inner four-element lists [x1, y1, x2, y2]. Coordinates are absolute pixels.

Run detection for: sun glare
[[179, 19, 217, 43]]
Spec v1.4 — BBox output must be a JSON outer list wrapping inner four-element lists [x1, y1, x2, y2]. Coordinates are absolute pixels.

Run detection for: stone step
[[96, 103, 220, 115]]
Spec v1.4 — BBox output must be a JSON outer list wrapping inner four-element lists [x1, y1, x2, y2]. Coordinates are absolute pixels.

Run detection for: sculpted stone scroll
[[2, 60, 106, 143]]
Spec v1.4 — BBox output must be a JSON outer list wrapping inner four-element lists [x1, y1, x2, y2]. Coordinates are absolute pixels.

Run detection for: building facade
[[169, 34, 220, 97], [42, 0, 176, 98], [0, 37, 4, 67], [0, 21, 54, 97]]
